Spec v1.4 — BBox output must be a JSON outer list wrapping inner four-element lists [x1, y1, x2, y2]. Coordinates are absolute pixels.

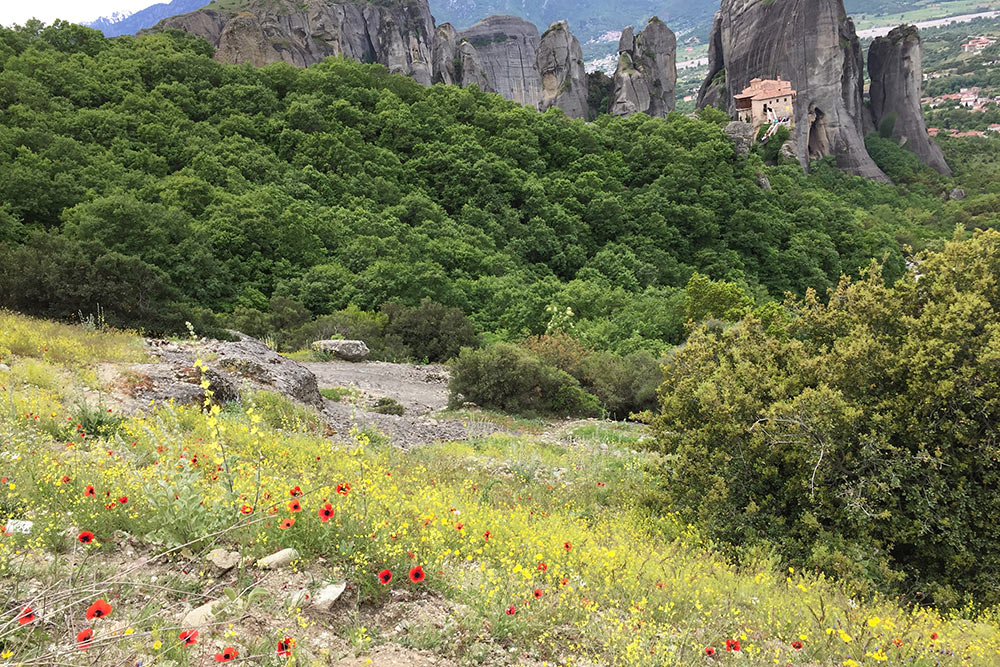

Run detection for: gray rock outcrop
[[312, 339, 370, 362], [723, 121, 756, 156], [697, 0, 889, 181], [610, 17, 676, 118], [431, 22, 491, 91], [153, 0, 435, 83], [868, 25, 951, 175], [460, 15, 543, 109], [537, 21, 588, 118]]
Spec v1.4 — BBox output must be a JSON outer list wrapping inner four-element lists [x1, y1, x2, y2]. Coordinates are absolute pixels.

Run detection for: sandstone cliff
[[154, 0, 435, 84], [868, 25, 951, 175], [697, 0, 888, 181], [536, 21, 589, 118], [459, 15, 543, 109], [610, 18, 677, 118]]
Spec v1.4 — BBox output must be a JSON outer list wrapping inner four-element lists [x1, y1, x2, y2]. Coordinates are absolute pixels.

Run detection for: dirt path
[[302, 361, 449, 415]]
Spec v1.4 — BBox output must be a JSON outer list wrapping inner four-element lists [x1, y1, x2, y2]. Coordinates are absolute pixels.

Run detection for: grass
[[320, 386, 362, 402], [1, 313, 999, 664]]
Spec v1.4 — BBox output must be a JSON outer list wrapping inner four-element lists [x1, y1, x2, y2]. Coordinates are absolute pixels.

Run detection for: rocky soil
[[99, 334, 504, 447]]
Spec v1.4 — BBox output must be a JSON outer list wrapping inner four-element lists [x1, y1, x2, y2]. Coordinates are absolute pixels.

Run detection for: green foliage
[[683, 272, 753, 324], [448, 343, 600, 417], [382, 298, 480, 362], [650, 230, 1000, 607], [0, 20, 960, 352], [878, 112, 898, 139], [759, 124, 790, 164], [372, 396, 405, 416]]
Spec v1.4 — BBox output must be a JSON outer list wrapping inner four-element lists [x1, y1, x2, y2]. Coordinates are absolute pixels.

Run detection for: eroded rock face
[[431, 22, 492, 91], [460, 15, 543, 109], [154, 0, 435, 83], [610, 17, 676, 118], [537, 21, 588, 118], [697, 0, 888, 181], [868, 25, 951, 175]]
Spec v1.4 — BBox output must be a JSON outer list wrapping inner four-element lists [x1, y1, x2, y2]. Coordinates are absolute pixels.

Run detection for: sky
[[0, 0, 155, 26]]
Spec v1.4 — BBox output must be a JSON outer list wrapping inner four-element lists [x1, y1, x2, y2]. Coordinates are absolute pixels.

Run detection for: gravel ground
[[304, 360, 504, 446]]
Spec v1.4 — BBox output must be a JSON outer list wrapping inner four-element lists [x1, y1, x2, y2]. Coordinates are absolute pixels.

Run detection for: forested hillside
[[0, 20, 996, 353]]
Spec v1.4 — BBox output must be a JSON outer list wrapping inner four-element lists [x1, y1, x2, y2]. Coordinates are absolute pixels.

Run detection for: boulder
[[206, 548, 240, 571], [311, 581, 348, 611], [213, 333, 323, 406], [950, 187, 967, 201], [182, 599, 223, 628], [610, 17, 676, 118], [537, 21, 588, 119], [723, 121, 755, 155], [311, 339, 370, 362], [257, 547, 299, 570], [868, 25, 951, 175], [697, 0, 889, 181], [0, 363, 9, 373]]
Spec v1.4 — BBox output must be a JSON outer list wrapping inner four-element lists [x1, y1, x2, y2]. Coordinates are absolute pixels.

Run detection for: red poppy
[[505, 605, 516, 615], [930, 632, 938, 641], [280, 518, 295, 530], [289, 486, 302, 496], [214, 647, 239, 662], [560, 578, 569, 586], [60, 475, 71, 483], [704, 646, 715, 656], [18, 607, 35, 625], [77, 628, 94, 649], [318, 503, 334, 522], [378, 569, 393, 585], [118, 496, 128, 504], [564, 541, 572, 551], [533, 589, 543, 598], [537, 562, 547, 572], [277, 637, 294, 657], [893, 638, 903, 647], [336, 483, 351, 495], [84, 485, 95, 497], [78, 531, 95, 544], [483, 531, 491, 541], [455, 523, 464, 530], [240, 504, 253, 515], [409, 566, 425, 583], [791, 640, 803, 650], [288, 499, 302, 512], [179, 629, 198, 645], [725, 639, 741, 652], [85, 599, 112, 620]]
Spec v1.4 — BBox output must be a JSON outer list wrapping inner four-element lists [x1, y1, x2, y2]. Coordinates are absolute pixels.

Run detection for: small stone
[[950, 187, 967, 201], [182, 599, 222, 627], [207, 548, 240, 570], [256, 548, 299, 570], [311, 581, 347, 611], [0, 364, 10, 373]]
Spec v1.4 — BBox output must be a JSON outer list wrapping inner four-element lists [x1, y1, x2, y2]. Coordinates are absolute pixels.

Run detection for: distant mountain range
[[85, 0, 207, 37]]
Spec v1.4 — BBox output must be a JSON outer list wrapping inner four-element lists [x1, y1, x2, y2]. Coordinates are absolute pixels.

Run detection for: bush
[[448, 343, 600, 417], [382, 299, 480, 362], [649, 230, 1000, 607], [372, 396, 405, 416]]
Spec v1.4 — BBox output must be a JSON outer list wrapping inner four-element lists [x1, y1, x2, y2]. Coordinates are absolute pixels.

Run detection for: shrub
[[521, 333, 592, 380], [448, 343, 599, 417], [382, 299, 480, 362], [372, 396, 405, 416], [285, 305, 394, 357], [650, 230, 1000, 607], [579, 350, 661, 420]]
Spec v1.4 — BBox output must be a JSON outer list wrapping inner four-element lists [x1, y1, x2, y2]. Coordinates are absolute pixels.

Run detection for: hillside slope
[[1, 310, 999, 664]]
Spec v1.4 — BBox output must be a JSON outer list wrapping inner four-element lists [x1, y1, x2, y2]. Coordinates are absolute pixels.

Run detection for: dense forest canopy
[[0, 20, 996, 352]]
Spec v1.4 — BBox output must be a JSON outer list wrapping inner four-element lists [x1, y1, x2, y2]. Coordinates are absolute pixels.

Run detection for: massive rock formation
[[697, 0, 888, 181], [154, 0, 435, 84], [431, 15, 588, 117], [459, 15, 543, 109], [610, 18, 676, 117], [536, 20, 588, 118], [150, 0, 641, 120], [868, 25, 951, 175]]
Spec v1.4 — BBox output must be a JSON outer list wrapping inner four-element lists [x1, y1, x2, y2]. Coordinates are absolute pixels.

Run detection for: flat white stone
[[256, 548, 299, 570]]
